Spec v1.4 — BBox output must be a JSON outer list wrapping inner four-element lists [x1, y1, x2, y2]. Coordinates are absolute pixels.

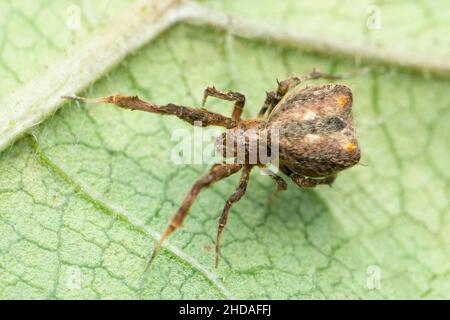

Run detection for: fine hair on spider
[[62, 68, 361, 270]]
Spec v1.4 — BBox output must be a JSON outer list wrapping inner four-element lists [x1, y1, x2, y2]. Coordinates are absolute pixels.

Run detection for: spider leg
[[276, 68, 342, 97], [146, 163, 242, 270], [258, 69, 342, 118], [257, 91, 281, 119], [202, 86, 246, 121], [62, 95, 237, 129], [260, 166, 288, 203], [215, 165, 253, 268], [291, 174, 337, 188]]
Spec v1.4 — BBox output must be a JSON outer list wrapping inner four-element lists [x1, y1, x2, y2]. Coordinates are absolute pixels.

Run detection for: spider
[[63, 69, 361, 269]]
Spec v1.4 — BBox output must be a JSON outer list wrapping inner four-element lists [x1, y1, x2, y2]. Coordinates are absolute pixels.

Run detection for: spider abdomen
[[268, 83, 361, 177]]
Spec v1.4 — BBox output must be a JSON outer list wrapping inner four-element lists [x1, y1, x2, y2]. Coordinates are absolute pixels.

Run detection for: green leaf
[[1, 0, 449, 299]]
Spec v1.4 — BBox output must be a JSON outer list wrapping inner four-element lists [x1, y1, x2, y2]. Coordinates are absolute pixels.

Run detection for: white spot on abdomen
[[304, 134, 321, 143], [303, 111, 316, 121]]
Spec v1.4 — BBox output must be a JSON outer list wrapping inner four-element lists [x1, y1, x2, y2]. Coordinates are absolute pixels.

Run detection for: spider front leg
[[62, 94, 237, 128], [291, 174, 336, 188], [215, 165, 253, 268], [258, 69, 342, 118], [146, 163, 242, 270], [257, 91, 282, 118], [202, 86, 246, 121], [276, 69, 342, 97]]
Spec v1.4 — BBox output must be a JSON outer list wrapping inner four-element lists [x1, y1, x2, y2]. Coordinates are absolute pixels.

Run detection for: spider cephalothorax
[[63, 69, 361, 269]]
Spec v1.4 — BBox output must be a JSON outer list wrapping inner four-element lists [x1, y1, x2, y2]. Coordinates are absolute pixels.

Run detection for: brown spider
[[63, 69, 361, 269]]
